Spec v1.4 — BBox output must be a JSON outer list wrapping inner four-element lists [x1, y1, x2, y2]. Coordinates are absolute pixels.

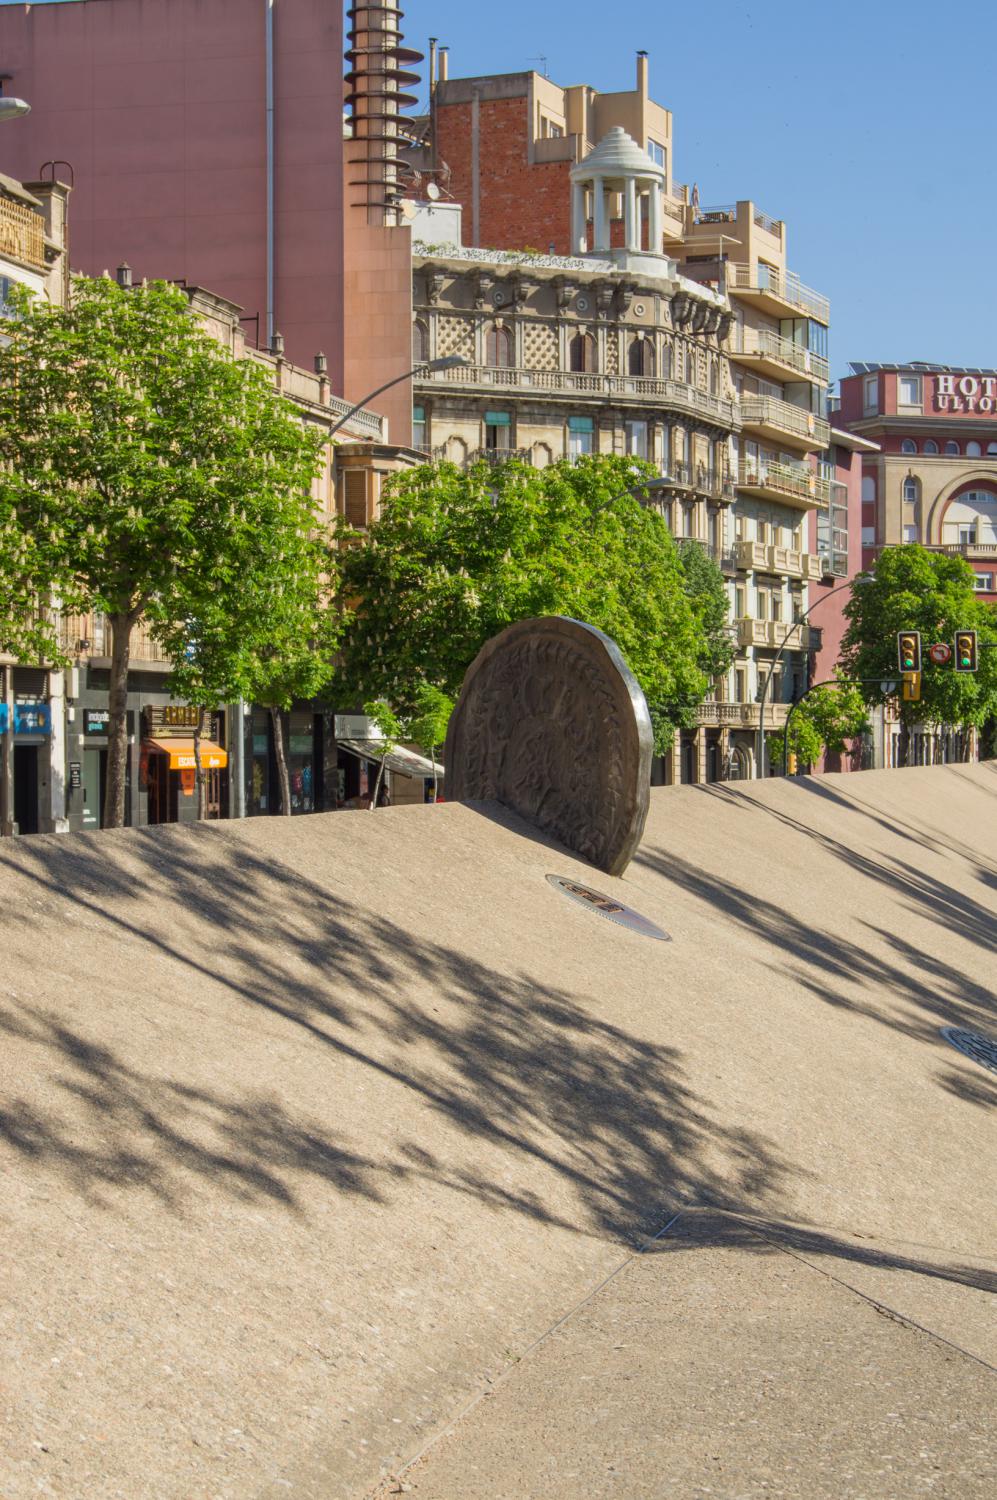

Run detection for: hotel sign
[[935, 375, 997, 413]]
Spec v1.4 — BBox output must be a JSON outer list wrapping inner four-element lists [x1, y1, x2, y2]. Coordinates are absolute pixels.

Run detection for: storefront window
[[287, 711, 316, 814]]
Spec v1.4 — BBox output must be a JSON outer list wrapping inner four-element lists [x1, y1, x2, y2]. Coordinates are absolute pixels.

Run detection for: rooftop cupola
[[569, 126, 667, 258]]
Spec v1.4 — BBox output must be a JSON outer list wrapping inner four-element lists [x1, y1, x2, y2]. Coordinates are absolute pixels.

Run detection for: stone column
[[571, 180, 588, 254], [592, 176, 609, 252], [624, 178, 638, 251], [648, 179, 663, 253]]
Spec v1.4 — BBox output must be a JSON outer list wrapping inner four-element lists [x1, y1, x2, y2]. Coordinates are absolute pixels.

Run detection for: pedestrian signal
[[897, 631, 921, 674], [954, 629, 978, 672]]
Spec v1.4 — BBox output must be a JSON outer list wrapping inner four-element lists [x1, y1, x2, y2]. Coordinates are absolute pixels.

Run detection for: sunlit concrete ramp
[[0, 763, 994, 1499]]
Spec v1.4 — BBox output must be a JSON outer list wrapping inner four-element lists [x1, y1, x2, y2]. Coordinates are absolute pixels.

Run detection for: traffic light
[[954, 629, 978, 672], [897, 630, 921, 673]]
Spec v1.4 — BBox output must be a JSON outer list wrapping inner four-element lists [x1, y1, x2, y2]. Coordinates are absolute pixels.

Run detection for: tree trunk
[[105, 612, 133, 829], [897, 709, 911, 769], [270, 705, 292, 815], [193, 714, 206, 821], [370, 756, 387, 811], [430, 745, 438, 802]]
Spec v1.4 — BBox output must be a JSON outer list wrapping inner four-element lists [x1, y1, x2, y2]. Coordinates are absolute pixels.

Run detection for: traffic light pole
[[756, 577, 861, 781]]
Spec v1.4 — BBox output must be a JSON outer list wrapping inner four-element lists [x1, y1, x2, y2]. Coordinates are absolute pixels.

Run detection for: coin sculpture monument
[[444, 616, 653, 876]]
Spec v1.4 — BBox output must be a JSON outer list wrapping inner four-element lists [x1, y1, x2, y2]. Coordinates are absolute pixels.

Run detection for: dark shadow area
[[0, 821, 789, 1243], [0, 791, 992, 1298], [649, 1209, 997, 1299]]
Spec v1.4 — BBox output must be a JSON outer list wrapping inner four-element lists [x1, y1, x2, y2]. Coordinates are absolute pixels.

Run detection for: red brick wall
[[436, 96, 572, 253]]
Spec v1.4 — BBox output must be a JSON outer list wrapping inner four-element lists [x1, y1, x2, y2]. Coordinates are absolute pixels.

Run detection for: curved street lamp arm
[[327, 366, 428, 441], [756, 576, 861, 779], [781, 677, 843, 773]]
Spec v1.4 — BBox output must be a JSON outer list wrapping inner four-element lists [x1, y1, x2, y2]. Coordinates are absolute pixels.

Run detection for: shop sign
[[335, 713, 383, 740], [84, 708, 111, 735], [144, 704, 213, 736], [935, 374, 997, 413], [13, 702, 51, 735], [69, 762, 83, 789]]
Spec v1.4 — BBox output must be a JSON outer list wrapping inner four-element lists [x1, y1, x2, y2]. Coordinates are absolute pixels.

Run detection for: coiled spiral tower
[[344, 1, 423, 224]]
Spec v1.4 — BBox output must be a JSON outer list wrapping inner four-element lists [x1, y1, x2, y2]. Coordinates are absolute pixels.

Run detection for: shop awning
[[144, 738, 229, 770], [337, 738, 443, 781]]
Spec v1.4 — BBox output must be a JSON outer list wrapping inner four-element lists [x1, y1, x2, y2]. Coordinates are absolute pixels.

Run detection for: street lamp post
[[327, 356, 467, 441], [756, 575, 866, 779]]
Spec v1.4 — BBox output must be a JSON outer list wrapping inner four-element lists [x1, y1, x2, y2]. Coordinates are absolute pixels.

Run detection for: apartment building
[[406, 52, 839, 779], [0, 167, 71, 837]]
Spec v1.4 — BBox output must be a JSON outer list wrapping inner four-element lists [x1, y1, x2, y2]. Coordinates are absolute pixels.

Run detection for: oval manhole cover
[[940, 1027, 997, 1075], [546, 874, 670, 941]]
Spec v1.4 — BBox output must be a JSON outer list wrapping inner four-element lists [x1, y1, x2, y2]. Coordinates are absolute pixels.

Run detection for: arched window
[[628, 335, 654, 377], [900, 439, 917, 455], [945, 439, 960, 455], [966, 440, 982, 457], [569, 331, 596, 373], [661, 341, 673, 378], [486, 323, 512, 368], [412, 319, 429, 364], [988, 443, 997, 456], [942, 489, 997, 547], [923, 439, 939, 455], [903, 476, 919, 505]]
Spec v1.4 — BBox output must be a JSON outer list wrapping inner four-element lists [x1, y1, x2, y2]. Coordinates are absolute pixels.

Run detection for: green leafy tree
[[362, 699, 402, 810], [0, 275, 326, 827], [675, 538, 736, 683], [768, 676, 869, 771], [405, 682, 454, 801], [336, 455, 709, 752], [840, 546, 997, 766]]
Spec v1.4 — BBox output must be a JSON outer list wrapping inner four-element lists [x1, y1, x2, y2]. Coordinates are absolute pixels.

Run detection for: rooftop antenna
[[527, 55, 549, 78]]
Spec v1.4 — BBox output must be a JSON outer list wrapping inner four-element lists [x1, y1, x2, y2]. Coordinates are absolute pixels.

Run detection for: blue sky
[[402, 0, 996, 382]]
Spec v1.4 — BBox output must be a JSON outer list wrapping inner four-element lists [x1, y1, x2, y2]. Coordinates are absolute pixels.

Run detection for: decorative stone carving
[[595, 282, 615, 319], [670, 290, 693, 327], [552, 276, 576, 311], [614, 279, 637, 317], [444, 616, 653, 876], [717, 311, 734, 343], [473, 269, 494, 309], [425, 271, 445, 306]]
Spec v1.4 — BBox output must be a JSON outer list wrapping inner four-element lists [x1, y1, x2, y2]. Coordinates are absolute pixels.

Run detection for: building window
[[569, 331, 596, 372], [412, 404, 427, 451], [861, 526, 875, 546], [958, 524, 977, 544], [945, 439, 960, 455], [342, 469, 367, 528], [863, 374, 878, 414], [973, 572, 994, 591], [735, 666, 747, 702], [966, 440, 982, 457], [661, 340, 673, 378], [413, 319, 429, 364], [861, 475, 876, 503], [647, 139, 666, 168], [898, 374, 921, 406], [628, 335, 654, 377], [903, 476, 919, 504], [625, 419, 648, 459], [988, 443, 997, 456], [567, 414, 594, 460], [903, 525, 918, 543], [900, 439, 917, 455], [486, 323, 512, 368], [484, 410, 512, 450], [924, 439, 939, 455], [709, 357, 719, 395]]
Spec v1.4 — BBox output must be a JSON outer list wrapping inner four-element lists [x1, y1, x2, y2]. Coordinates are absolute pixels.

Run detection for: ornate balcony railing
[[735, 618, 815, 651], [416, 362, 740, 428], [695, 700, 791, 728], [0, 194, 46, 272], [58, 612, 171, 666]]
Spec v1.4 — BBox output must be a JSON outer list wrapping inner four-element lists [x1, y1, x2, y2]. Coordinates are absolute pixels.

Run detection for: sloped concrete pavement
[[0, 764, 994, 1498]]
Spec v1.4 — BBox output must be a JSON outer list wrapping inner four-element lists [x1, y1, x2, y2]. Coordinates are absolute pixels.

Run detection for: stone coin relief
[[445, 616, 653, 875]]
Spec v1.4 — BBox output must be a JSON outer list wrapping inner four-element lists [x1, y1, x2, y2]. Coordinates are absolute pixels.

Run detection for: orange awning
[[144, 738, 228, 771]]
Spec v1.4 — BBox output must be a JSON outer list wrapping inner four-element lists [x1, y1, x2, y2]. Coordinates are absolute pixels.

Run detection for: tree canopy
[[840, 546, 997, 757], [335, 454, 720, 752], [768, 675, 869, 770], [0, 274, 328, 824]]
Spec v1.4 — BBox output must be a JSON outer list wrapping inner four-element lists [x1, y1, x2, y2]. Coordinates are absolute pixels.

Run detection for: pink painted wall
[[0, 0, 345, 388], [809, 440, 865, 773]]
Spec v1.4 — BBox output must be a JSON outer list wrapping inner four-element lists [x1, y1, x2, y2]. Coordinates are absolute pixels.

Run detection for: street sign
[[880, 679, 898, 695], [928, 642, 952, 666]]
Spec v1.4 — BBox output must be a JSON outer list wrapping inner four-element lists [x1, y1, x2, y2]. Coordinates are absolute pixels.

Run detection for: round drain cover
[[546, 874, 670, 941], [940, 1026, 997, 1075]]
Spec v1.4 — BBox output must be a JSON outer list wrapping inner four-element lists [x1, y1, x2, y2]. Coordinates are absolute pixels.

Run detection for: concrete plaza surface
[[0, 764, 994, 1498]]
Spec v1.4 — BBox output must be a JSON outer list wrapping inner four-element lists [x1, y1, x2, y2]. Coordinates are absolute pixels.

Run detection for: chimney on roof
[[428, 37, 437, 95], [439, 46, 449, 83], [116, 262, 132, 289], [636, 50, 648, 97]]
